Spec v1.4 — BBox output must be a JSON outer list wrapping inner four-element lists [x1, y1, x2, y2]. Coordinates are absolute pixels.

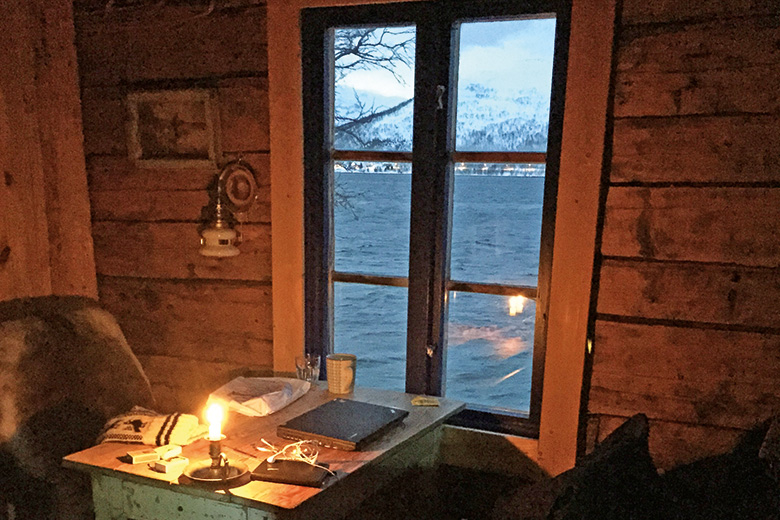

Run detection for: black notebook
[[277, 399, 409, 451], [251, 459, 330, 487]]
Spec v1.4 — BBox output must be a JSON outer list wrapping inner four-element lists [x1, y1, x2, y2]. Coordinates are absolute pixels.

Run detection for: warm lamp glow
[[508, 295, 526, 316], [206, 403, 224, 441]]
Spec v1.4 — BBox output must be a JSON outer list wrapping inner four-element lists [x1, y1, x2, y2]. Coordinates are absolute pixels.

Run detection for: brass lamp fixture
[[199, 160, 258, 258], [199, 194, 239, 257]]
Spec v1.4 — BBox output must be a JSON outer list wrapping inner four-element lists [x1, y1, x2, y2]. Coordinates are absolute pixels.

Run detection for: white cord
[[254, 438, 334, 474]]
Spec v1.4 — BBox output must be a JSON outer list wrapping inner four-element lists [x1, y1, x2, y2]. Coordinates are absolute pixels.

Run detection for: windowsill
[[446, 406, 540, 439]]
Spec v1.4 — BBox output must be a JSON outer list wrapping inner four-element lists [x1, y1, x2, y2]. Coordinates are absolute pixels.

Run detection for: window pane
[[333, 26, 415, 152], [446, 292, 536, 411], [450, 164, 545, 286], [334, 161, 412, 277], [334, 282, 407, 392], [455, 18, 556, 152]]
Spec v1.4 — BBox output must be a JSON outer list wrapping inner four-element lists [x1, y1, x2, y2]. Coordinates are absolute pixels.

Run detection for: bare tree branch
[[334, 27, 415, 84], [335, 88, 379, 126], [333, 175, 361, 218], [331, 26, 415, 217]]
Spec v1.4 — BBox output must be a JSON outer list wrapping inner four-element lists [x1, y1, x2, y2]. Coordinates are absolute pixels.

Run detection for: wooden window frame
[[301, 0, 570, 438], [268, 0, 615, 475]]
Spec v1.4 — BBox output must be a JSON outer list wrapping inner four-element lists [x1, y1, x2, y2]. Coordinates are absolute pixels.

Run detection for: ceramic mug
[[326, 353, 356, 394]]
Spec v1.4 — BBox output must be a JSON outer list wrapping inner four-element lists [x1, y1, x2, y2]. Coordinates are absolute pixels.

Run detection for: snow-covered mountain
[[334, 83, 551, 154], [455, 84, 550, 152], [336, 98, 414, 152]]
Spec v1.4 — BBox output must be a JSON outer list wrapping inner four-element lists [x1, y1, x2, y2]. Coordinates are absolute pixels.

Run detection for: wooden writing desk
[[64, 386, 464, 520]]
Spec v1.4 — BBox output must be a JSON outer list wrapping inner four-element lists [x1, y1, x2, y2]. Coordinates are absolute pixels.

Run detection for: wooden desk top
[[64, 385, 464, 514]]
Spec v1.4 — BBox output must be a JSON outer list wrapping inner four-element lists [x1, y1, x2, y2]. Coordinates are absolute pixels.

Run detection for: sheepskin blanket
[[0, 296, 154, 520]]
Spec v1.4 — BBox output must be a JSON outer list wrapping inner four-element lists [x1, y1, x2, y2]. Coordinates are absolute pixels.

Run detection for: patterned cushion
[[759, 416, 780, 483], [491, 414, 662, 520]]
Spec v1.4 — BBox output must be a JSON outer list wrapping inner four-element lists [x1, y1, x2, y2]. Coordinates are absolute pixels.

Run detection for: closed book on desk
[[277, 399, 409, 451]]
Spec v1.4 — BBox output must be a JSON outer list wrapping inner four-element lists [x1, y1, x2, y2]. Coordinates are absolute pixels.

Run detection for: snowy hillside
[[336, 98, 414, 152], [334, 83, 551, 153]]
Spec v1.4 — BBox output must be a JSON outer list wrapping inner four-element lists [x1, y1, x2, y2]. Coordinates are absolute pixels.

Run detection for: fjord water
[[331, 17, 556, 412], [334, 172, 544, 412]]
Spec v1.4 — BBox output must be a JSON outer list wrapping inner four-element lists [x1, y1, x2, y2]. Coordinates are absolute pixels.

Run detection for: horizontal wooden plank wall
[[73, 2, 272, 413], [589, 1, 780, 469]]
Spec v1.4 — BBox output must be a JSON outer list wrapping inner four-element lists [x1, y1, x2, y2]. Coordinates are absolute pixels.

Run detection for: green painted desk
[[64, 386, 464, 520]]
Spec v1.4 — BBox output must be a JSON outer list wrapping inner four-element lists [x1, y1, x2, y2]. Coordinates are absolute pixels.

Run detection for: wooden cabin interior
[[1, 0, 778, 518]]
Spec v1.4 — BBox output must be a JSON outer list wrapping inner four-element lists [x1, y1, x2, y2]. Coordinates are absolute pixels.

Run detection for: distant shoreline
[[335, 170, 546, 178]]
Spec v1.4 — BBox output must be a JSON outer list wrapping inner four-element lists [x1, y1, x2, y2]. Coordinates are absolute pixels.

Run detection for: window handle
[[426, 344, 436, 358], [435, 85, 446, 110]]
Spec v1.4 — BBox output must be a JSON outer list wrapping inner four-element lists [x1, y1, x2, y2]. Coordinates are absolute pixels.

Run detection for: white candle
[[206, 403, 224, 441]]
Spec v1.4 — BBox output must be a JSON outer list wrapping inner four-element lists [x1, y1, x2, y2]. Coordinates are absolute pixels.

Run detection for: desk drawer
[[91, 474, 273, 520]]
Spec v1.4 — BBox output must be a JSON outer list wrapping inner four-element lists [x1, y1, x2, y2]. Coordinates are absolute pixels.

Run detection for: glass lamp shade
[[199, 225, 240, 257]]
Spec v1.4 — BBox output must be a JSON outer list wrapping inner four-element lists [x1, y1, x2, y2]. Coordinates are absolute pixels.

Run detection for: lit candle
[[206, 403, 224, 441]]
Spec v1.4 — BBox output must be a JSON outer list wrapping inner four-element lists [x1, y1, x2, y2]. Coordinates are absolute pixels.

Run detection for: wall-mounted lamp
[[199, 160, 258, 258]]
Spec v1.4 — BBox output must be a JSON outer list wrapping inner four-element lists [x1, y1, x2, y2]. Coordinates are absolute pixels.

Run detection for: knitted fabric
[[98, 406, 206, 446]]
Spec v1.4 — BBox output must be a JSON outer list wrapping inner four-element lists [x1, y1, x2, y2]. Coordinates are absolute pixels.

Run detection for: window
[[302, 0, 570, 436]]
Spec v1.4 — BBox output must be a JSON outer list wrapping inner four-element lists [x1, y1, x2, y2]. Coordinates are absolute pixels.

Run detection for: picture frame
[[126, 89, 217, 168]]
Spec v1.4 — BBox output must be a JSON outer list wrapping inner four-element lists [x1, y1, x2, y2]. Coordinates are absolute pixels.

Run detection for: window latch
[[435, 85, 446, 110], [426, 344, 436, 358]]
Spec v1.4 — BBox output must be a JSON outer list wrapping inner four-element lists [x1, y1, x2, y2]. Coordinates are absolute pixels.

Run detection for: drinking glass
[[295, 354, 321, 383]]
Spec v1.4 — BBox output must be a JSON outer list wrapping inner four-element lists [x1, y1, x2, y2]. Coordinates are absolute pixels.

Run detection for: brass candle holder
[[182, 404, 248, 488], [182, 434, 249, 487]]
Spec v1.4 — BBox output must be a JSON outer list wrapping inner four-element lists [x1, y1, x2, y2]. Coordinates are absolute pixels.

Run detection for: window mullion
[[406, 12, 455, 397], [302, 18, 335, 368]]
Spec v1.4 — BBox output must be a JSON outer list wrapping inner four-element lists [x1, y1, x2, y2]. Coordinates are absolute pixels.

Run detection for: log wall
[[589, 1, 780, 469], [0, 0, 97, 300], [71, 0, 780, 468], [73, 2, 272, 413]]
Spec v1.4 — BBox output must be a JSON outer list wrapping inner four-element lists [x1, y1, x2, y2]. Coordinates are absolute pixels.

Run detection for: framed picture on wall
[[127, 89, 217, 167]]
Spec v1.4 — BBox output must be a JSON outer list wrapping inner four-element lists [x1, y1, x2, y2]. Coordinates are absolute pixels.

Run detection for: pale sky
[[336, 17, 557, 105], [458, 17, 556, 94]]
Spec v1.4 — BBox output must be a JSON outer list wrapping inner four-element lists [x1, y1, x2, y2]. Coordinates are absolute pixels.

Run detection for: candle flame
[[206, 403, 224, 440], [508, 295, 526, 316]]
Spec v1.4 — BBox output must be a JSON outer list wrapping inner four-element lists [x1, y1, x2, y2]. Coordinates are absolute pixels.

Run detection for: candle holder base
[[181, 460, 250, 488]]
